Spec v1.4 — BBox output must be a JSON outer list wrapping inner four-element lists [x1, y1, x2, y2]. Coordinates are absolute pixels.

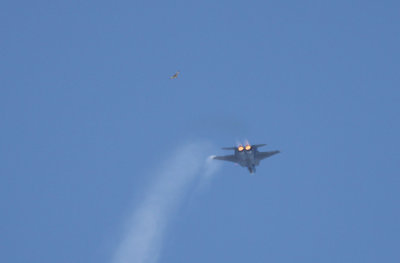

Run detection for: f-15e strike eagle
[[170, 71, 180, 79], [213, 143, 280, 174]]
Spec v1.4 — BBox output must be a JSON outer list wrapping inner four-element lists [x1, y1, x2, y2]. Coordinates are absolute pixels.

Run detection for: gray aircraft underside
[[213, 144, 279, 173]]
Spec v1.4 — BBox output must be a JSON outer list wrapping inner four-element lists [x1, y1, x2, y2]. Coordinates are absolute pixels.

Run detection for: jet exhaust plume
[[112, 142, 219, 263], [235, 139, 251, 147]]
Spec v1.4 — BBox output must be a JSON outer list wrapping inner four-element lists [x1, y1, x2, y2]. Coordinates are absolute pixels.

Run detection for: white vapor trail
[[112, 142, 220, 263]]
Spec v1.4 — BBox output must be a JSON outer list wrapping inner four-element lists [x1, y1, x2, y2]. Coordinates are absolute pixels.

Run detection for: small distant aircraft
[[213, 143, 280, 174], [170, 71, 180, 79]]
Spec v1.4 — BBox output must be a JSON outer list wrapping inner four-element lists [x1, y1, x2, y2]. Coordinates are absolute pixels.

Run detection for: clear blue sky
[[1, 1, 399, 262]]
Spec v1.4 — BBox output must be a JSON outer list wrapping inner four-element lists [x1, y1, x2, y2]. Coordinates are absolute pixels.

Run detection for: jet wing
[[213, 155, 237, 163], [257, 151, 280, 160]]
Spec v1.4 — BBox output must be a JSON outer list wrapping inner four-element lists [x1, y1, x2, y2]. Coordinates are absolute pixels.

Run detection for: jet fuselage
[[234, 147, 260, 173]]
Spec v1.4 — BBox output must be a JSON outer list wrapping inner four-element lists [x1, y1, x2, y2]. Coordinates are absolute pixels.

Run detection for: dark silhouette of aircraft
[[213, 143, 279, 173], [170, 71, 180, 79]]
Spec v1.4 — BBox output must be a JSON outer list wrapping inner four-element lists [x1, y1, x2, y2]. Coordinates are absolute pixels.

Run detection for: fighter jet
[[170, 71, 180, 79], [213, 143, 279, 174]]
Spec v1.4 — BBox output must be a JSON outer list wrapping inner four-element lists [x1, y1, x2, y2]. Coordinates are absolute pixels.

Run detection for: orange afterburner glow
[[238, 145, 244, 152], [245, 145, 252, 151]]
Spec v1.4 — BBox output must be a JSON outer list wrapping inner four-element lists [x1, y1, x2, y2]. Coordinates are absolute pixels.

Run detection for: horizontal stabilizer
[[252, 144, 267, 148], [221, 147, 237, 150]]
